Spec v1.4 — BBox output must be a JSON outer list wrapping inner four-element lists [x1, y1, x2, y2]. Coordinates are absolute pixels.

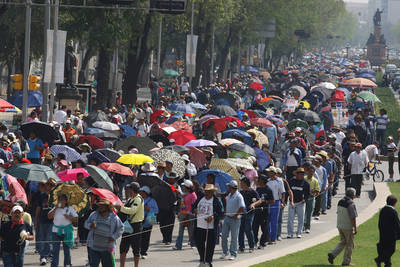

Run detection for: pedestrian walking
[[304, 164, 320, 233], [139, 186, 158, 259], [347, 143, 368, 197], [328, 188, 358, 266]]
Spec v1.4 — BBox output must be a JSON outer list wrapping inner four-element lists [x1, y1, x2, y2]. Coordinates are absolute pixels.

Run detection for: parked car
[[392, 76, 400, 90]]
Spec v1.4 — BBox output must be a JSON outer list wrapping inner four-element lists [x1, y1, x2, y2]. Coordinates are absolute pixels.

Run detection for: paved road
[[21, 162, 390, 267]]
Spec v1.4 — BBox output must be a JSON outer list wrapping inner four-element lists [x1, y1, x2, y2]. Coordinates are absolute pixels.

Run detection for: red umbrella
[[57, 168, 90, 182], [90, 188, 123, 206], [171, 121, 192, 133], [168, 130, 196, 145], [98, 162, 134, 176], [249, 82, 264, 90], [330, 90, 345, 102], [250, 118, 273, 127], [240, 109, 259, 119], [0, 99, 15, 109], [77, 135, 105, 149], [5, 175, 27, 204], [150, 110, 170, 124], [188, 146, 206, 169], [202, 117, 244, 133]]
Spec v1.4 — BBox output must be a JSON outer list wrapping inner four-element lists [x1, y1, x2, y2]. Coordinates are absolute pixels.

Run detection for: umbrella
[[199, 114, 219, 125], [93, 131, 119, 140], [286, 119, 309, 131], [267, 115, 284, 125], [137, 173, 176, 210], [84, 111, 109, 127], [219, 138, 244, 146], [84, 128, 106, 135], [311, 86, 334, 100], [317, 82, 336, 90], [149, 135, 170, 147], [222, 129, 253, 146], [117, 154, 154, 165], [150, 110, 171, 124], [288, 86, 307, 100], [115, 136, 156, 154], [291, 110, 321, 123], [202, 117, 244, 133], [357, 91, 381, 102], [90, 188, 123, 206], [92, 121, 120, 131], [87, 151, 111, 164], [0, 98, 15, 109], [171, 121, 192, 133], [50, 145, 81, 162], [151, 149, 186, 177], [227, 143, 256, 157], [168, 103, 195, 114], [161, 126, 177, 135], [260, 71, 271, 80], [342, 78, 377, 88], [164, 69, 180, 76], [262, 99, 282, 109], [85, 165, 113, 191], [163, 145, 190, 153], [57, 168, 90, 182], [239, 109, 259, 119], [254, 148, 270, 171], [213, 93, 236, 107], [5, 164, 59, 182], [21, 121, 58, 143], [185, 139, 218, 147], [168, 130, 196, 146], [247, 128, 269, 146], [96, 148, 122, 162], [331, 90, 345, 102], [4, 175, 27, 203], [187, 146, 206, 169], [195, 169, 234, 193], [209, 158, 240, 181], [229, 150, 253, 159], [9, 91, 43, 108], [49, 184, 89, 216], [265, 90, 284, 98], [208, 105, 237, 117], [189, 102, 208, 111], [250, 118, 273, 127], [77, 135, 105, 150], [225, 158, 255, 170], [98, 163, 134, 176], [249, 82, 264, 91]]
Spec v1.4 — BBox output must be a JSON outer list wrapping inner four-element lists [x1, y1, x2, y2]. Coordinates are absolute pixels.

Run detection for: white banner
[[332, 108, 349, 127], [186, 34, 198, 78], [44, 30, 67, 83], [282, 99, 298, 113]]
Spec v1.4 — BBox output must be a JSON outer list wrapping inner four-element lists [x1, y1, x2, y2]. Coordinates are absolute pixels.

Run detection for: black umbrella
[[20, 121, 58, 143], [214, 93, 236, 107], [163, 145, 190, 153], [84, 111, 109, 127], [227, 143, 256, 157], [265, 90, 284, 98], [137, 173, 176, 210], [115, 136, 156, 154], [149, 135, 170, 147], [209, 104, 237, 117], [290, 110, 321, 124], [96, 148, 121, 162], [93, 131, 119, 140]]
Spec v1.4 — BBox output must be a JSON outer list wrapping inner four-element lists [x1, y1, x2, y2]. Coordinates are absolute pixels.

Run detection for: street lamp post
[[345, 43, 351, 58]]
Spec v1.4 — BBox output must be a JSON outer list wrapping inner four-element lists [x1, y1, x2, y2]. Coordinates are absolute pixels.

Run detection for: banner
[[281, 99, 298, 113], [186, 34, 198, 78], [332, 108, 349, 127], [44, 30, 67, 84]]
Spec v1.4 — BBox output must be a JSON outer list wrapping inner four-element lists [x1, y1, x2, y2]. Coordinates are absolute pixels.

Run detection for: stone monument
[[366, 8, 387, 66]]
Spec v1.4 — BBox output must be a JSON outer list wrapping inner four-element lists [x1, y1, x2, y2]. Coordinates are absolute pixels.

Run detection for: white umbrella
[[317, 82, 336, 90], [162, 126, 177, 134], [93, 121, 120, 131]]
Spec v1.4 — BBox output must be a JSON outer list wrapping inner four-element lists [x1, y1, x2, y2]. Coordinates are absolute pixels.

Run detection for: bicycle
[[364, 161, 384, 182]]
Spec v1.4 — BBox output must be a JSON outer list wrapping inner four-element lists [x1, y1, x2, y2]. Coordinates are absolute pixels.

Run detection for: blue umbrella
[[84, 128, 106, 135], [87, 151, 111, 164], [254, 148, 270, 170], [249, 66, 259, 73], [222, 129, 252, 146], [195, 169, 234, 193], [189, 102, 207, 111], [356, 73, 375, 79], [357, 68, 376, 75], [168, 103, 195, 114], [254, 110, 268, 118], [50, 145, 81, 162], [166, 114, 182, 124], [119, 125, 136, 138], [9, 91, 43, 108]]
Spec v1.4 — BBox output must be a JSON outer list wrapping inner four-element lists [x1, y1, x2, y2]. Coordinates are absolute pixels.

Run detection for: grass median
[[252, 182, 400, 267], [375, 86, 400, 139]]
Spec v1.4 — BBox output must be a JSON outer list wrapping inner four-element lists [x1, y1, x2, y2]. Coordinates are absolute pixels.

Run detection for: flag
[[315, 121, 325, 139]]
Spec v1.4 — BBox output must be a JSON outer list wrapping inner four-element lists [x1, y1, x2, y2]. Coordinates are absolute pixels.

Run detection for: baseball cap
[[227, 180, 238, 189], [139, 186, 151, 195], [12, 205, 23, 213]]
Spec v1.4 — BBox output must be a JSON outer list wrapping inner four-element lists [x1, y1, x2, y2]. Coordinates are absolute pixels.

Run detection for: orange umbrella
[[98, 163, 134, 176], [250, 118, 273, 127], [342, 78, 377, 88]]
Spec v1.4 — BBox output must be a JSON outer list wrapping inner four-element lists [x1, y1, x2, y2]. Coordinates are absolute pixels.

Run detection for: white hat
[[141, 162, 156, 172], [266, 166, 276, 173], [12, 205, 23, 213], [139, 186, 151, 195], [181, 154, 190, 162], [275, 167, 282, 174], [66, 120, 72, 124], [169, 139, 175, 143], [183, 179, 193, 188], [0, 159, 4, 165], [227, 180, 238, 189]]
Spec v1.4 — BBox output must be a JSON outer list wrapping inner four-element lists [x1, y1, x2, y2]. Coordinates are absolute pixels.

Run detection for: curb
[[229, 183, 390, 267]]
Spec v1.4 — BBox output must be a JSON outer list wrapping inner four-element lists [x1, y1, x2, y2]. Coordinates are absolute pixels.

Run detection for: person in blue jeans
[[238, 177, 259, 253], [220, 181, 245, 261]]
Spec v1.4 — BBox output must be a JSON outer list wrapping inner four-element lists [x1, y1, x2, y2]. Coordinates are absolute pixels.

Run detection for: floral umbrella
[[49, 184, 89, 216], [171, 121, 192, 133], [151, 149, 186, 177]]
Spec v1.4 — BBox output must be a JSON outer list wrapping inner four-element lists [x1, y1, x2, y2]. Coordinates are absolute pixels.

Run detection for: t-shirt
[[0, 221, 32, 253], [348, 150, 369, 175], [27, 138, 43, 159], [256, 186, 274, 211], [240, 188, 259, 213], [182, 192, 197, 215], [267, 178, 286, 201], [51, 206, 78, 233], [197, 197, 214, 229], [376, 115, 389, 130], [37, 192, 52, 224]]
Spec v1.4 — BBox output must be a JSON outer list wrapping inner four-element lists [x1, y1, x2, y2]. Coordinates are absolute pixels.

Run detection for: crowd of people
[[0, 53, 396, 267]]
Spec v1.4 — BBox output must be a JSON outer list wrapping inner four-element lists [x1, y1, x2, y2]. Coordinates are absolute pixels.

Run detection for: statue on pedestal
[[373, 8, 383, 26]]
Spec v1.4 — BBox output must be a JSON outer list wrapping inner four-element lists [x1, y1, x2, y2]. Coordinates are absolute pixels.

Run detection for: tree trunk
[[78, 47, 94, 83], [96, 46, 111, 109], [122, 12, 152, 105], [6, 60, 12, 99], [217, 27, 233, 80], [193, 21, 212, 88]]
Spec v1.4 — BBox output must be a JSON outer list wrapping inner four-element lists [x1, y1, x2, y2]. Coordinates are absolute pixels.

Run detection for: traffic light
[[11, 74, 22, 90], [29, 75, 40, 90], [151, 0, 186, 14]]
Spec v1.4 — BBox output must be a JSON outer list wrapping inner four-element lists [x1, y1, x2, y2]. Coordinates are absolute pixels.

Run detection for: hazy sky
[[344, 0, 368, 3]]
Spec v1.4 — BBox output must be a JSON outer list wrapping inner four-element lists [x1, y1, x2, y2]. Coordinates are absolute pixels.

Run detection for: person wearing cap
[[156, 162, 166, 177], [162, 160, 174, 182], [62, 120, 76, 143], [347, 142, 368, 197], [287, 168, 310, 239], [173, 179, 197, 250], [0, 205, 34, 267], [182, 154, 197, 180], [193, 184, 223, 266], [304, 165, 320, 234], [84, 199, 124, 267], [386, 136, 397, 182], [282, 138, 303, 180], [139, 186, 158, 259], [312, 155, 327, 219], [134, 116, 150, 137], [249, 175, 274, 249], [220, 180, 245, 261], [115, 182, 144, 267], [27, 132, 43, 164], [317, 151, 334, 214]]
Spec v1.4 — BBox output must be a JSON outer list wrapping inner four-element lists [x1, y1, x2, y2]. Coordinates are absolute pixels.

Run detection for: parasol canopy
[[250, 118, 273, 127], [90, 187, 123, 206], [115, 136, 156, 154], [357, 91, 381, 102], [342, 78, 377, 88], [98, 163, 134, 176], [227, 143, 256, 157], [96, 148, 122, 162], [57, 168, 90, 182], [21, 121, 58, 143], [185, 139, 218, 147], [208, 105, 237, 117], [222, 129, 253, 146], [3, 175, 27, 204], [50, 145, 81, 162], [77, 135, 105, 150], [117, 154, 154, 166], [5, 164, 59, 182], [85, 165, 114, 191], [168, 130, 196, 146], [195, 169, 234, 193], [49, 184, 89, 216], [209, 158, 240, 181], [92, 121, 120, 131], [151, 149, 186, 177]]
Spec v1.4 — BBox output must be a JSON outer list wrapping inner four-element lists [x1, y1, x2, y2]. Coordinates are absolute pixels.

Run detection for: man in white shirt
[[376, 108, 390, 150], [54, 105, 67, 124], [266, 167, 285, 243], [347, 143, 368, 198], [180, 79, 190, 95]]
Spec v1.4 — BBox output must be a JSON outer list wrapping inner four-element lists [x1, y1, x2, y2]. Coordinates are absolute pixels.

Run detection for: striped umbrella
[[50, 145, 81, 162]]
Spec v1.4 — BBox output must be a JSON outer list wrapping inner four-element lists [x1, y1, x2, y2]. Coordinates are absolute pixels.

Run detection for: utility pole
[[42, 0, 51, 122], [48, 0, 59, 122], [22, 0, 32, 122], [112, 5, 120, 106], [157, 17, 162, 77], [188, 0, 194, 88]]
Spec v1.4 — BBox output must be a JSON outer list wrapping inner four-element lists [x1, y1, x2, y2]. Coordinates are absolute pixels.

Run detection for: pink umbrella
[[57, 168, 90, 182], [90, 188, 123, 206], [199, 115, 219, 125], [6, 175, 27, 204], [187, 146, 207, 169], [98, 163, 134, 176]]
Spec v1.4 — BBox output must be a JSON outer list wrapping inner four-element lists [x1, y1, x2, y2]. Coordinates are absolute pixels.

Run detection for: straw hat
[[204, 184, 218, 192], [317, 151, 329, 159], [141, 162, 156, 172]]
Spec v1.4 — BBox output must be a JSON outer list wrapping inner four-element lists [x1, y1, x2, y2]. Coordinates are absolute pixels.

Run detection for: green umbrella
[[286, 119, 309, 131], [164, 69, 180, 76], [85, 165, 114, 191], [5, 163, 59, 182], [357, 91, 381, 102]]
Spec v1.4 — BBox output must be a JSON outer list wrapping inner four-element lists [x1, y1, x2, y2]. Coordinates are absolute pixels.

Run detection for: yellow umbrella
[[117, 154, 154, 165], [297, 100, 310, 109], [209, 158, 240, 181], [247, 128, 269, 146]]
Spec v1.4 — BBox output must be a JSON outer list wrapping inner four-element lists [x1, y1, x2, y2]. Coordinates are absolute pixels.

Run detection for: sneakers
[[305, 229, 310, 234], [328, 253, 334, 264], [277, 236, 282, 241], [172, 246, 182, 250], [257, 245, 265, 249], [248, 248, 254, 253], [219, 253, 229, 260], [314, 216, 320, 220], [141, 255, 147, 259], [287, 235, 293, 239], [228, 255, 236, 261], [296, 234, 302, 238], [40, 258, 47, 266], [321, 211, 327, 215]]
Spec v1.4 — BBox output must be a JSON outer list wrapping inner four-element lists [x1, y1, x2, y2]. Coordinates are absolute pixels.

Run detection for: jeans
[[351, 174, 363, 197], [304, 197, 315, 230], [376, 129, 386, 150], [140, 226, 153, 255], [253, 209, 269, 246], [2, 251, 24, 267], [287, 202, 305, 236], [313, 195, 322, 216], [158, 209, 175, 243], [175, 213, 196, 249], [239, 212, 255, 250], [38, 223, 53, 259], [277, 204, 284, 238], [195, 227, 216, 264], [321, 190, 328, 213], [51, 232, 71, 267], [221, 216, 241, 257], [89, 248, 114, 267], [269, 200, 280, 241]]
